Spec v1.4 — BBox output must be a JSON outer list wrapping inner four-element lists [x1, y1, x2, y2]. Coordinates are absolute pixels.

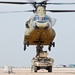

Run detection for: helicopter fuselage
[[24, 6, 56, 51], [24, 19, 56, 45]]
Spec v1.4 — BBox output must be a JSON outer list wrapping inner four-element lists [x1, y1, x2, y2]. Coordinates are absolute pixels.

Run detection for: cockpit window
[[33, 15, 49, 21], [44, 16, 49, 20], [34, 16, 39, 21], [32, 15, 56, 26]]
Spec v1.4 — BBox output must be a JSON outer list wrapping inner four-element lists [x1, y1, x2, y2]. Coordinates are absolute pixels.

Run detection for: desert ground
[[0, 68, 75, 75]]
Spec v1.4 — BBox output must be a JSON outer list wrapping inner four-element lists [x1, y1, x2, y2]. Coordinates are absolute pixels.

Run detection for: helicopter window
[[33, 15, 49, 22], [34, 16, 39, 21], [44, 16, 49, 20]]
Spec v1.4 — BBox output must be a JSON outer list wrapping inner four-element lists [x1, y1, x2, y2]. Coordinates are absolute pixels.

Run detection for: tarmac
[[0, 68, 75, 75]]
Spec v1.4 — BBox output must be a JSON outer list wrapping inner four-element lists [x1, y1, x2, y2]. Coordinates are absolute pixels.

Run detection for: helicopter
[[24, 3, 56, 51], [0, 0, 75, 51]]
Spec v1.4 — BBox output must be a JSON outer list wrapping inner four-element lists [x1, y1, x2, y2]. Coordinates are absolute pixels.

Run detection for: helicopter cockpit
[[33, 15, 49, 23], [32, 15, 56, 29]]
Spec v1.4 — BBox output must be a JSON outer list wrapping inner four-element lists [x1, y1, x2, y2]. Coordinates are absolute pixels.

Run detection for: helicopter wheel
[[52, 42, 55, 47], [24, 42, 26, 51], [48, 42, 52, 51], [48, 46, 51, 51]]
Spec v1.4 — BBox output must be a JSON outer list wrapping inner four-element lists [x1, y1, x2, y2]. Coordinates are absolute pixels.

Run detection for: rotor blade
[[0, 10, 75, 14], [0, 10, 35, 14], [24, 10, 35, 12], [0, 1, 34, 4], [0, 11, 27, 14], [0, 1, 46, 5], [47, 10, 75, 12], [0, 1, 75, 5], [47, 3, 75, 5]]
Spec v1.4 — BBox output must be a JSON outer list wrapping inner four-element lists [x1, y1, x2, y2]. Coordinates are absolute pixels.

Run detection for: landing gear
[[24, 41, 29, 51], [52, 42, 55, 47], [24, 42, 26, 51], [48, 46, 51, 51], [48, 42, 55, 51]]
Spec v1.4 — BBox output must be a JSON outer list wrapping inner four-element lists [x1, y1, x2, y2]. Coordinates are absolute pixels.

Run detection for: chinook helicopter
[[0, 0, 75, 51], [24, 1, 56, 51]]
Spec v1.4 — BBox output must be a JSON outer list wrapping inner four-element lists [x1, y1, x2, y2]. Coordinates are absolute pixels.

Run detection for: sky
[[0, 0, 75, 67]]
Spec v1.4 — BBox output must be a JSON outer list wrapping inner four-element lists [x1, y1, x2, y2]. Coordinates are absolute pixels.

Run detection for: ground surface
[[0, 68, 75, 75]]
